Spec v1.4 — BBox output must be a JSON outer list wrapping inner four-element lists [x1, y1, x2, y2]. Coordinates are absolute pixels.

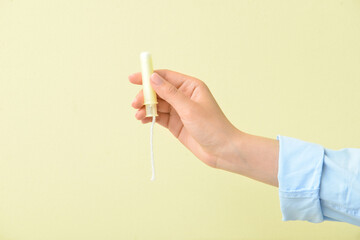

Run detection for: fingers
[[132, 90, 171, 113], [141, 113, 169, 129], [130, 69, 196, 125], [128, 72, 142, 85], [131, 89, 144, 109], [135, 106, 146, 119], [156, 69, 195, 88], [150, 73, 194, 116], [135, 108, 170, 128], [157, 98, 171, 113], [128, 69, 196, 89]]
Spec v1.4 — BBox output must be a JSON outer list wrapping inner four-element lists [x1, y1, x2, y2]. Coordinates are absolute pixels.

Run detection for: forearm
[[216, 130, 279, 187]]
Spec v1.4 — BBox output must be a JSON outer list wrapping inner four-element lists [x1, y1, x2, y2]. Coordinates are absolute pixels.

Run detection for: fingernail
[[151, 73, 163, 85]]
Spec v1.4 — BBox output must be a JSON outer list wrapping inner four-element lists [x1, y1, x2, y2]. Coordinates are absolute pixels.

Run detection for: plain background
[[0, 0, 360, 239]]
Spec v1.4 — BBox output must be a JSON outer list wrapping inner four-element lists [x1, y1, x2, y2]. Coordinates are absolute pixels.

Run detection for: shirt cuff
[[277, 135, 325, 223]]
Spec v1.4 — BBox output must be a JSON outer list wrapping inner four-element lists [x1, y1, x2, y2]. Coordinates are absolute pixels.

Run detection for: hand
[[129, 69, 238, 168], [129, 69, 279, 186]]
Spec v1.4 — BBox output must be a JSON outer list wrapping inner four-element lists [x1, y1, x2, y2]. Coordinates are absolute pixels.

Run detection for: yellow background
[[0, 0, 359, 239]]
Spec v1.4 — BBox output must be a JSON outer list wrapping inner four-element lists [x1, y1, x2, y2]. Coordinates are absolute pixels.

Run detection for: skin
[[129, 69, 279, 187]]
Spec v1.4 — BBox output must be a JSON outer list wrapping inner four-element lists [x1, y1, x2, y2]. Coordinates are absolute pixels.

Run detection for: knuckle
[[155, 69, 169, 79], [196, 79, 207, 89], [166, 84, 178, 96]]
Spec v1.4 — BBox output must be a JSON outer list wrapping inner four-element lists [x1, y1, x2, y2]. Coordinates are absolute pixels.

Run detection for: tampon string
[[150, 116, 156, 181]]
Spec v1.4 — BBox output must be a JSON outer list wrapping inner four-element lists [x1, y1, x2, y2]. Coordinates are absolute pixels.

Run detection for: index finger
[[128, 69, 197, 88]]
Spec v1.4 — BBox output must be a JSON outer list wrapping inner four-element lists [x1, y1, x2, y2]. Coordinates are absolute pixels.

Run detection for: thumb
[[150, 72, 193, 115]]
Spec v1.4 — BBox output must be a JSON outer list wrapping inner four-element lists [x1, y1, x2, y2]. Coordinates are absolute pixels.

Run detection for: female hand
[[129, 69, 278, 186], [129, 69, 238, 168]]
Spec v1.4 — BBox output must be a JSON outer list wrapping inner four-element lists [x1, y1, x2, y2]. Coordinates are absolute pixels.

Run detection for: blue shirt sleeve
[[277, 135, 360, 226]]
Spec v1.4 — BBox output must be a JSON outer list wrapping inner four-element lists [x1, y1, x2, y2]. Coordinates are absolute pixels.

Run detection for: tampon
[[140, 52, 158, 181], [140, 52, 158, 117]]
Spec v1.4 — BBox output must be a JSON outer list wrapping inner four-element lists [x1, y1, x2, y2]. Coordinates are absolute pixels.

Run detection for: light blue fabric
[[277, 135, 360, 226]]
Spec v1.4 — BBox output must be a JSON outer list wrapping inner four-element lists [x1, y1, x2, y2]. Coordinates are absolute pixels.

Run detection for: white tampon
[[140, 52, 158, 117], [140, 52, 158, 181]]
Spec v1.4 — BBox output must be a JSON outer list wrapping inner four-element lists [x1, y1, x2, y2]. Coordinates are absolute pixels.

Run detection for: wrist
[[214, 128, 279, 186], [214, 128, 249, 175]]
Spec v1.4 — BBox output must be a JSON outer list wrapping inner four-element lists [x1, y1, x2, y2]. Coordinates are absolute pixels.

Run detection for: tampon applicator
[[140, 52, 158, 181], [140, 52, 158, 117]]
